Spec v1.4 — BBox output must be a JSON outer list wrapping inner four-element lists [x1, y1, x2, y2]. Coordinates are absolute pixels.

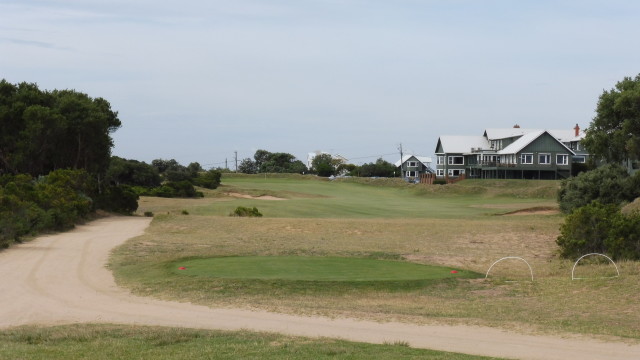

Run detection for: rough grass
[[112, 178, 640, 339], [0, 325, 502, 360]]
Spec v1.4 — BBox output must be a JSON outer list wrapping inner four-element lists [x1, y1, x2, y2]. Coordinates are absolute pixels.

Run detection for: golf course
[[2, 175, 639, 359]]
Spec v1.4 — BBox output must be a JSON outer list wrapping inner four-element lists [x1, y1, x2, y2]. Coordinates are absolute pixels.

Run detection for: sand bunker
[[227, 192, 286, 200]]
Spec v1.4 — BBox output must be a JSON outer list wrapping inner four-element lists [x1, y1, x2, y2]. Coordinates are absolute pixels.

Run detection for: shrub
[[144, 211, 154, 217], [194, 169, 222, 189], [557, 164, 637, 214], [95, 184, 139, 215], [557, 201, 640, 260], [230, 206, 263, 217], [181, 210, 189, 215], [150, 181, 203, 198]]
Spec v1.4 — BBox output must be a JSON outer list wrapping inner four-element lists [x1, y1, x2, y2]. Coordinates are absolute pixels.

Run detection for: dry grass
[[111, 179, 640, 339]]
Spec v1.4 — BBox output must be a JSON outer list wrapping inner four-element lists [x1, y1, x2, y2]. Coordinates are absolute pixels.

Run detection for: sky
[[2, 0, 639, 169]]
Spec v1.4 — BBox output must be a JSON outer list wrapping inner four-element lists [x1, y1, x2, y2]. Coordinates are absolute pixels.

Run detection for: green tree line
[[557, 74, 640, 260], [0, 80, 222, 248]]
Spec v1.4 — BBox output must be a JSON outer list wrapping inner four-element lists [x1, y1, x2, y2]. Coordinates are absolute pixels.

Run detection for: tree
[[0, 80, 121, 177], [311, 153, 336, 177], [355, 158, 396, 177], [106, 156, 161, 187], [238, 158, 257, 174], [557, 164, 640, 213], [253, 149, 271, 171], [582, 74, 640, 163], [249, 150, 307, 174]]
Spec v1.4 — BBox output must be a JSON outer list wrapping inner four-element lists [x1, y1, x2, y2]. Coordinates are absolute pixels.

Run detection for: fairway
[[114, 176, 640, 340], [171, 256, 478, 281]]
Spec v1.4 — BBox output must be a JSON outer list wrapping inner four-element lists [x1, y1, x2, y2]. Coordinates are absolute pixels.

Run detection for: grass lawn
[[112, 176, 640, 339], [0, 325, 504, 360]]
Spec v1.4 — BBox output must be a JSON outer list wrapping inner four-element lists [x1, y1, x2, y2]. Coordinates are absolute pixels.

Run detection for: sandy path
[[1, 217, 639, 360]]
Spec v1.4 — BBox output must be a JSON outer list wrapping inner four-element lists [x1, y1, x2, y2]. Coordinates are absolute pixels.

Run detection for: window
[[436, 169, 444, 177], [437, 156, 444, 165], [538, 153, 551, 165], [407, 161, 417, 167], [573, 156, 586, 163], [448, 156, 464, 165], [556, 154, 569, 165], [406, 171, 417, 177], [520, 153, 533, 164], [448, 169, 465, 176]]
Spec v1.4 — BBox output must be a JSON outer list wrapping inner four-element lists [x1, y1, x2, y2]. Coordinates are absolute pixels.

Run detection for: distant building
[[395, 155, 434, 179], [434, 124, 588, 180]]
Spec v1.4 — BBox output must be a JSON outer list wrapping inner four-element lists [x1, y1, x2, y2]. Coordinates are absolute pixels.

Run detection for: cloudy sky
[[2, 0, 639, 168]]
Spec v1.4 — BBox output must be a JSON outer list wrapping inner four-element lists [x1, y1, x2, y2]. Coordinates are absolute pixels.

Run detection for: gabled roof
[[547, 129, 584, 142], [485, 128, 584, 142], [498, 130, 576, 155], [395, 155, 433, 167], [436, 136, 490, 154]]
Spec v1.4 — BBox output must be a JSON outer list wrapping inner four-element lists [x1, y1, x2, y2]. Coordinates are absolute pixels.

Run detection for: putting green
[[171, 256, 476, 281]]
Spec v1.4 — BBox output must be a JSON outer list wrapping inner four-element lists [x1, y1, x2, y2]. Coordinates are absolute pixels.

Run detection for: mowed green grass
[[115, 176, 640, 339], [0, 325, 504, 360], [171, 256, 479, 281], [175, 176, 558, 219]]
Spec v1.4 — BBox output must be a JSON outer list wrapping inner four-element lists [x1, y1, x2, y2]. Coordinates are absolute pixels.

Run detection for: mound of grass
[[171, 256, 477, 281]]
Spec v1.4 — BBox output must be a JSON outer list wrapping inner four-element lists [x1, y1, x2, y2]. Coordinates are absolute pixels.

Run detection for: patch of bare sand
[[1, 217, 639, 360], [227, 192, 286, 200], [503, 206, 560, 216]]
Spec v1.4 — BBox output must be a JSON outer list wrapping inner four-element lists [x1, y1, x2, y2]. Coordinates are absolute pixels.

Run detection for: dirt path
[[1, 217, 638, 360]]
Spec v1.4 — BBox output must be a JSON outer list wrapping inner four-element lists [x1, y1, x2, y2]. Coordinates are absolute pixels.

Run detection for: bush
[[95, 184, 139, 215], [149, 181, 203, 198], [194, 169, 222, 189], [230, 206, 263, 217], [0, 169, 96, 247], [557, 164, 637, 214], [557, 201, 640, 260]]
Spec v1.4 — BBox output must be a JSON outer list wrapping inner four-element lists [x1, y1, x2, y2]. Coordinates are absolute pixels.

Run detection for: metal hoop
[[485, 257, 534, 282], [571, 253, 620, 280]]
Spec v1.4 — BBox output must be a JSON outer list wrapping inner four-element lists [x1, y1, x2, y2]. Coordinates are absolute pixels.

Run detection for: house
[[395, 155, 434, 179], [434, 125, 588, 180]]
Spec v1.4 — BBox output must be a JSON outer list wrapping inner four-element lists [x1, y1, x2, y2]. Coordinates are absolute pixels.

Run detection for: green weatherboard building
[[435, 125, 589, 180]]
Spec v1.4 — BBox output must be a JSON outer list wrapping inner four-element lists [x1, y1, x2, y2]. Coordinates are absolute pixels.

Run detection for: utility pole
[[398, 143, 404, 178], [225, 158, 228, 170], [234, 151, 238, 172]]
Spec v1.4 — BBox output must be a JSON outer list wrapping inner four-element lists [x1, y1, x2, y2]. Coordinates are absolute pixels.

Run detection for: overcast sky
[[2, 1, 639, 168]]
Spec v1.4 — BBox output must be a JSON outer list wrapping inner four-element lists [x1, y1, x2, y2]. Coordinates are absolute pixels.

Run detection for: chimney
[[574, 124, 580, 137], [513, 124, 520, 128]]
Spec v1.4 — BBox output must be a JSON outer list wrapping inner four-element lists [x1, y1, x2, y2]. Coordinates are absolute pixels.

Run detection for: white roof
[[548, 129, 584, 142], [395, 155, 432, 167], [437, 136, 490, 154], [485, 128, 584, 142], [484, 128, 536, 140], [498, 130, 576, 155]]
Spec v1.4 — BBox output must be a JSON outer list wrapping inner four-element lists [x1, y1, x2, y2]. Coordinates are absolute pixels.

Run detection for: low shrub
[[557, 201, 640, 260], [231, 206, 263, 217], [95, 185, 139, 215]]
